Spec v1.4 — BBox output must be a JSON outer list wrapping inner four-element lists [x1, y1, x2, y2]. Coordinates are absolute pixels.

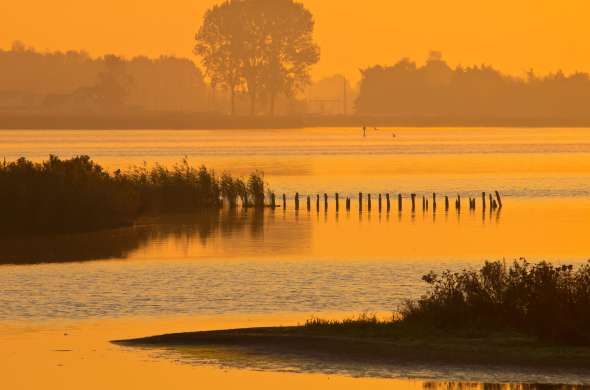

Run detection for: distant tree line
[[195, 0, 320, 116], [0, 156, 267, 235], [0, 41, 207, 113], [356, 51, 590, 119]]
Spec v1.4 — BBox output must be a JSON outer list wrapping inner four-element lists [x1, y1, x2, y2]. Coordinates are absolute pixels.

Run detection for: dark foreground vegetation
[[0, 155, 266, 234], [400, 259, 590, 345], [117, 261, 590, 369]]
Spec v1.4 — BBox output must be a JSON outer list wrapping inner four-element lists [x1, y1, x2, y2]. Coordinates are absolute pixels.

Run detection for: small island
[[115, 260, 590, 370]]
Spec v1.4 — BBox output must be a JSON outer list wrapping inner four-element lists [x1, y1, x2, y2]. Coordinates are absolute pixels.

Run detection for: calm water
[[1, 127, 590, 388]]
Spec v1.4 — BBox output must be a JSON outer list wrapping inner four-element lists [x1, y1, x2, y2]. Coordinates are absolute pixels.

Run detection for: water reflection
[[145, 344, 590, 385], [423, 383, 590, 390], [2, 197, 590, 265], [0, 226, 152, 264], [0, 209, 273, 265]]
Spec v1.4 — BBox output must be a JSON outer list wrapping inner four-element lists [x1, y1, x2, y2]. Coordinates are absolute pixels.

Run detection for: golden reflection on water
[[3, 127, 590, 197], [3, 314, 589, 390], [2, 197, 589, 264], [0, 314, 423, 390]]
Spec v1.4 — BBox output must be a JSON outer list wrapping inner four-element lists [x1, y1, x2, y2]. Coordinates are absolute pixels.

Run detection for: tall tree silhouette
[[195, 2, 245, 115], [195, 0, 320, 116]]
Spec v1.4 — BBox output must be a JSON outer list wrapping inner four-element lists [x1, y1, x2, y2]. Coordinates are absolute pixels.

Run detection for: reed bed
[[0, 155, 266, 234]]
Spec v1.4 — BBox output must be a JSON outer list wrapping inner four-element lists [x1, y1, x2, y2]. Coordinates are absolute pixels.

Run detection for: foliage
[[0, 156, 268, 234], [401, 260, 590, 344], [0, 43, 208, 112], [356, 52, 590, 118], [195, 0, 320, 115], [0, 155, 139, 234]]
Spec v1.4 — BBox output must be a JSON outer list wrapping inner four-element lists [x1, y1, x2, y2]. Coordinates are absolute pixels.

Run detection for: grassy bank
[[116, 261, 590, 368], [0, 155, 267, 234]]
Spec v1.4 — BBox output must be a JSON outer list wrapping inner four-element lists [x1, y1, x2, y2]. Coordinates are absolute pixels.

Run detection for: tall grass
[[0, 155, 267, 234], [401, 260, 590, 344]]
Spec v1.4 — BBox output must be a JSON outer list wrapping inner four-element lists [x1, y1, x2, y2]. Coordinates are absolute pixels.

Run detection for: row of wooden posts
[[269, 191, 503, 212]]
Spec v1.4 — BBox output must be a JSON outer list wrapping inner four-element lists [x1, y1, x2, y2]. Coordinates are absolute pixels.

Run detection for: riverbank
[[114, 324, 590, 369], [4, 111, 590, 129]]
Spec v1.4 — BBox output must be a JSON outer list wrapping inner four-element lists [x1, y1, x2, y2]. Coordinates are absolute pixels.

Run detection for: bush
[[401, 260, 590, 344], [0, 155, 139, 234], [0, 156, 269, 234]]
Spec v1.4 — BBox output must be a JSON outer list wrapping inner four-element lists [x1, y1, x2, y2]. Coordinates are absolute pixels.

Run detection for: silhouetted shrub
[[401, 260, 590, 344], [0, 155, 139, 234], [0, 156, 268, 234]]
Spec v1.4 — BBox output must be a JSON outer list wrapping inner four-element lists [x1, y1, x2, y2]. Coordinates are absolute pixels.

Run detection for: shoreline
[[4, 112, 590, 130], [114, 326, 590, 370]]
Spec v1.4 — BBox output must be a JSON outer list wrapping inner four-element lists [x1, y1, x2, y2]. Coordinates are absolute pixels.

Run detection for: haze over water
[[2, 127, 590, 388]]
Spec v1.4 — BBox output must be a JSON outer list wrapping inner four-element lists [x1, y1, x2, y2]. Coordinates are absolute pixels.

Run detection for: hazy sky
[[2, 0, 589, 82]]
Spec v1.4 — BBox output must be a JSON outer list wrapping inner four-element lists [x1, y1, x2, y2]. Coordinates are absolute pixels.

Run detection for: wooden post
[[445, 195, 449, 211], [422, 196, 426, 211], [336, 193, 340, 212], [368, 194, 372, 212], [359, 192, 363, 212], [378, 194, 382, 213], [456, 195, 461, 211], [386, 193, 391, 212], [411, 194, 416, 212], [433, 193, 437, 211], [482, 192, 486, 211], [398, 194, 402, 212], [295, 192, 299, 211], [492, 199, 498, 209], [495, 191, 503, 208], [346, 197, 351, 211], [316, 194, 320, 212], [425, 199, 429, 211], [283, 194, 287, 210], [489, 194, 493, 210], [307, 195, 311, 212], [271, 193, 276, 209], [324, 193, 328, 211]]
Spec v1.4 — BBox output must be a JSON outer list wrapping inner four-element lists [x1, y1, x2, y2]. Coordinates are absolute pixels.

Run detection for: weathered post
[[489, 194, 493, 210], [386, 193, 391, 212], [398, 194, 402, 212], [295, 193, 300, 211], [482, 192, 486, 211], [359, 192, 363, 212], [378, 194, 382, 213], [495, 191, 503, 208], [411, 194, 416, 212], [307, 195, 311, 212], [368, 194, 372, 212], [422, 196, 426, 211], [433, 193, 437, 211], [335, 193, 340, 212], [346, 197, 351, 211], [456, 195, 461, 211], [492, 199, 498, 209], [316, 194, 320, 212], [271, 193, 276, 209], [283, 194, 287, 210], [445, 195, 449, 211], [324, 193, 328, 211]]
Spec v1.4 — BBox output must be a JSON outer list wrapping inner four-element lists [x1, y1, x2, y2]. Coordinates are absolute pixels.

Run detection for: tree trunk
[[269, 91, 276, 117], [230, 86, 236, 116], [249, 89, 256, 116]]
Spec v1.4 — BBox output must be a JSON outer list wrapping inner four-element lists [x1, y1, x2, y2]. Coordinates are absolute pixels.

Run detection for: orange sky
[[1, 0, 589, 82]]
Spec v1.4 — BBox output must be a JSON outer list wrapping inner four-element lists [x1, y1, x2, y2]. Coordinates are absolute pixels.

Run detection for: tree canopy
[[195, 0, 320, 116]]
